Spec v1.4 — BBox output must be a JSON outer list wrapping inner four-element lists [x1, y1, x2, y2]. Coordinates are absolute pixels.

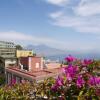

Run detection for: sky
[[0, 0, 100, 53]]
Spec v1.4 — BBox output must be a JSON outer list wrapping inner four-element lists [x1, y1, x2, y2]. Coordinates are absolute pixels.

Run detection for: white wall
[[5, 59, 17, 67]]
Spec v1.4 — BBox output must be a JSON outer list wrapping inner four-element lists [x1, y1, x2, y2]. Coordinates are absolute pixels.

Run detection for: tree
[[15, 45, 23, 50]]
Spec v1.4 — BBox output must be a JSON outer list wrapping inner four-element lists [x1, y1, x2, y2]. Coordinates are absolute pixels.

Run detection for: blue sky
[[0, 0, 100, 53]]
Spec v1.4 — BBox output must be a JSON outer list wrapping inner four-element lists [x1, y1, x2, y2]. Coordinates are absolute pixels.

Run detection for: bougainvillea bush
[[0, 78, 55, 100], [0, 56, 100, 100], [51, 55, 100, 100]]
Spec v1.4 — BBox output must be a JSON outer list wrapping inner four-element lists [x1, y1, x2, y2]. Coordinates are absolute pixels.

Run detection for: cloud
[[48, 0, 100, 33], [74, 0, 100, 16], [49, 11, 63, 18], [0, 31, 66, 49], [46, 0, 69, 6], [0, 31, 99, 52], [0, 31, 33, 41]]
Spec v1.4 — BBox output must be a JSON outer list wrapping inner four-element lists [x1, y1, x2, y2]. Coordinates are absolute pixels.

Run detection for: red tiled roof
[[6, 66, 56, 79], [6, 67, 36, 77], [6, 66, 63, 81]]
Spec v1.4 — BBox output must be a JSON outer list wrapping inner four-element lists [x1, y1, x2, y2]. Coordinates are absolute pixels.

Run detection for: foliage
[[50, 55, 100, 100], [0, 55, 100, 100], [0, 78, 55, 100], [15, 44, 23, 50], [0, 76, 5, 85]]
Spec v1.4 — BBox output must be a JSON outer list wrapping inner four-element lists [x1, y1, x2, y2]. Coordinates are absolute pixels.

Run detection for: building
[[0, 57, 17, 73], [0, 41, 17, 73], [16, 50, 34, 58], [0, 41, 16, 58], [45, 62, 62, 69], [5, 56, 63, 84], [19, 56, 44, 71]]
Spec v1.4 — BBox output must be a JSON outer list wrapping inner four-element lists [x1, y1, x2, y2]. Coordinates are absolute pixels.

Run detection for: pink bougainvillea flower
[[11, 78, 16, 85], [51, 76, 64, 91], [76, 75, 85, 88], [83, 59, 93, 66], [62, 67, 67, 74], [66, 73, 72, 81], [21, 79, 26, 84], [67, 65, 78, 73], [89, 76, 96, 86], [51, 55, 100, 97], [56, 76, 64, 86], [65, 55, 76, 62], [89, 76, 100, 86], [51, 85, 58, 92], [96, 77, 100, 85], [67, 66, 75, 78], [67, 65, 78, 78], [62, 65, 79, 81]]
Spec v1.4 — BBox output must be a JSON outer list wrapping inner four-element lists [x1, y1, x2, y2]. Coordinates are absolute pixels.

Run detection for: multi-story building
[[0, 41, 16, 58], [0, 41, 17, 73], [5, 56, 62, 84]]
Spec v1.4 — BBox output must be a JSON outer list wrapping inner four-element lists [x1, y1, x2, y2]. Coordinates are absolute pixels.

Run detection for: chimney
[[29, 57, 32, 71], [19, 60, 23, 70], [19, 62, 23, 70], [21, 64, 23, 70], [40, 57, 44, 70]]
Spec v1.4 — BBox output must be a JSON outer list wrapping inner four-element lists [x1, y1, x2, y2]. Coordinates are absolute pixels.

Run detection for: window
[[36, 63, 39, 68]]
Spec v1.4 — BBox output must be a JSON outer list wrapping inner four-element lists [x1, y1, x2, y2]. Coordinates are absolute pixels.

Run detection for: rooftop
[[6, 65, 63, 81]]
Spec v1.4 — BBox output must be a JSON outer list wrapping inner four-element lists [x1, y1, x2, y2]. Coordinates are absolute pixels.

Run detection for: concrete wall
[[16, 50, 33, 58], [20, 57, 44, 71], [5, 58, 17, 67]]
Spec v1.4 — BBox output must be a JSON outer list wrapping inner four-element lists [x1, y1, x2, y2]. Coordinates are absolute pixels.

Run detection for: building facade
[[5, 56, 62, 84], [19, 56, 44, 71], [16, 50, 34, 58], [0, 57, 17, 73], [0, 41, 17, 73], [0, 41, 16, 58]]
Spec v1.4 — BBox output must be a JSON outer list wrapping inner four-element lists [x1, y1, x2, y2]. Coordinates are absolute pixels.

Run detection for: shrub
[[0, 56, 100, 100]]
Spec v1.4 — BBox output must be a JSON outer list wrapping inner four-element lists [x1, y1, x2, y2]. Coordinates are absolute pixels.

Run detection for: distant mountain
[[26, 44, 100, 60], [26, 44, 67, 56]]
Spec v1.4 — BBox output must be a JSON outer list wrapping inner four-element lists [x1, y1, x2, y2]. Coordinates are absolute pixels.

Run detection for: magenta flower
[[67, 65, 78, 80], [51, 85, 58, 92], [96, 77, 100, 85], [11, 78, 16, 85], [83, 59, 93, 66], [56, 76, 64, 86], [67, 65, 78, 74], [65, 55, 76, 62], [51, 55, 100, 98], [51, 76, 64, 91], [89, 76, 100, 86], [66, 73, 72, 81], [62, 67, 67, 74], [62, 65, 78, 81], [67, 66, 75, 78], [76, 75, 85, 88], [21, 79, 26, 83]]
